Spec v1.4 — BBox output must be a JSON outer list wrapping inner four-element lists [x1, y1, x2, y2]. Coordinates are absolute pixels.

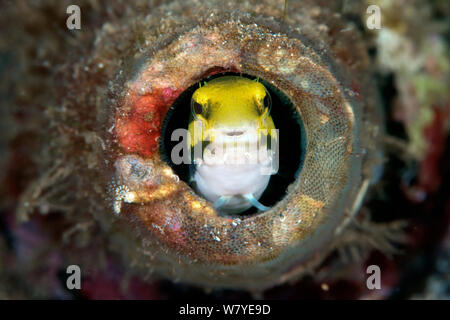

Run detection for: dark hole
[[160, 72, 305, 216]]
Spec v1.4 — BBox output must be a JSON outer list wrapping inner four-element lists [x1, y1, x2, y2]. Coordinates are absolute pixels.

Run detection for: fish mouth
[[225, 130, 245, 136]]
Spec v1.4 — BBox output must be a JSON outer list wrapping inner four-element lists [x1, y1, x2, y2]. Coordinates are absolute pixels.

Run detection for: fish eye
[[262, 91, 272, 114], [192, 100, 203, 115]]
